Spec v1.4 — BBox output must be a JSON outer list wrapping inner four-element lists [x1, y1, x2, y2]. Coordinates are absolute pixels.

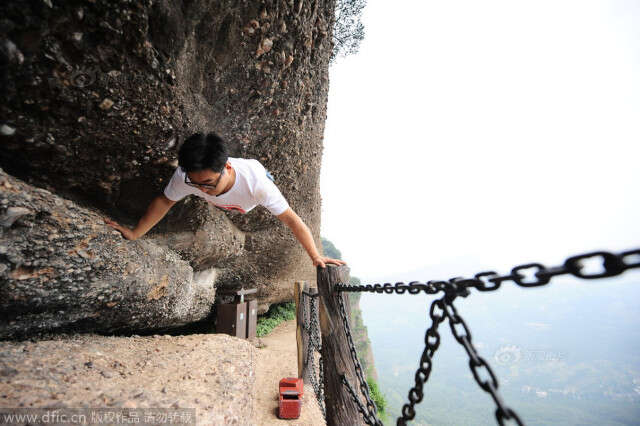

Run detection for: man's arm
[[104, 194, 176, 240], [277, 207, 346, 268]]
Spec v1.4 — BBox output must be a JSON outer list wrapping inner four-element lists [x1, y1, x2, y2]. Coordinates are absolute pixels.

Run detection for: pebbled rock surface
[[0, 0, 336, 337], [0, 332, 256, 425], [0, 169, 215, 340]]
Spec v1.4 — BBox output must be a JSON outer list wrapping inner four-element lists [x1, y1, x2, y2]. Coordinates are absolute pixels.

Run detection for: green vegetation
[[256, 301, 296, 337], [321, 237, 342, 260], [332, 0, 367, 63], [367, 376, 388, 422]]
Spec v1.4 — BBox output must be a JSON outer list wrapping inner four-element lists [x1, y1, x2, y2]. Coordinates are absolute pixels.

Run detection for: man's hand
[[312, 255, 347, 269], [277, 208, 349, 269], [103, 217, 138, 240]]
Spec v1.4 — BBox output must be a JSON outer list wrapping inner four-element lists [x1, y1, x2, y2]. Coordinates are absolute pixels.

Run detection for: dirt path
[[254, 320, 326, 426]]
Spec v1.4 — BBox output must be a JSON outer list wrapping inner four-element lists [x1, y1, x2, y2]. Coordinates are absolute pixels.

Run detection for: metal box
[[216, 288, 258, 340], [246, 299, 258, 339], [216, 301, 247, 338]]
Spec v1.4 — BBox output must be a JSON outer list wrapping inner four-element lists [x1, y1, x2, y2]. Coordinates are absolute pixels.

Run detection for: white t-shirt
[[163, 157, 290, 215]]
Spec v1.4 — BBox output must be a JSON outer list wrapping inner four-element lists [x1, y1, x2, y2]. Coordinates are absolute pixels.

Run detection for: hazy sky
[[320, 0, 640, 282]]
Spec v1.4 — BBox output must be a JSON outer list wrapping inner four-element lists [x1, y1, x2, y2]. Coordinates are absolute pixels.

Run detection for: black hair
[[178, 132, 229, 173]]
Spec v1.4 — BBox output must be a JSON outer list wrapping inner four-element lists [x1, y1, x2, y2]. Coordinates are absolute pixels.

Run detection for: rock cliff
[[0, 0, 335, 338]]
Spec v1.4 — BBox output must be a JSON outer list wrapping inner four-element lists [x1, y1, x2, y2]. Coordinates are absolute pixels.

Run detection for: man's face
[[186, 164, 228, 196]]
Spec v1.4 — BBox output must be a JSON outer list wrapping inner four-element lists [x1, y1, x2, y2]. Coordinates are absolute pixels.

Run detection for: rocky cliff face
[[0, 0, 335, 339], [348, 291, 378, 383]]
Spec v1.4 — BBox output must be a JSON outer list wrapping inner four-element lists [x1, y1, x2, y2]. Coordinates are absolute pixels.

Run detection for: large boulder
[[0, 332, 256, 425], [0, 169, 215, 340], [0, 0, 335, 337]]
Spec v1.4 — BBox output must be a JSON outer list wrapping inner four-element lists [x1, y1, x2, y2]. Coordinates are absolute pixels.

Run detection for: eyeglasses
[[184, 168, 225, 189]]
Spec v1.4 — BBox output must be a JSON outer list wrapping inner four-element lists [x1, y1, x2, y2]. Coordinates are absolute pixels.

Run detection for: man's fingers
[[104, 219, 122, 229], [106, 222, 124, 233]]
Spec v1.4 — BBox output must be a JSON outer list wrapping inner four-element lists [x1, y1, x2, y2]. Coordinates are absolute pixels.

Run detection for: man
[[104, 132, 345, 268]]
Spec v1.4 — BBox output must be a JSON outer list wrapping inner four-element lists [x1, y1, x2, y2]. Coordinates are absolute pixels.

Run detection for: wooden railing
[[296, 265, 367, 426]]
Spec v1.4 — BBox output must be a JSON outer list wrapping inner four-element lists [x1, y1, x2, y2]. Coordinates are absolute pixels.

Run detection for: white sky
[[320, 0, 640, 282]]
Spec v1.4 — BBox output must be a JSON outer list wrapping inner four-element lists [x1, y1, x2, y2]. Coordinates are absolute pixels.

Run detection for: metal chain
[[307, 299, 324, 409], [319, 343, 325, 414], [305, 321, 319, 391], [398, 295, 448, 425], [336, 249, 640, 298], [441, 294, 524, 426], [337, 281, 445, 295], [331, 248, 639, 425], [311, 294, 326, 416], [301, 291, 326, 419], [337, 292, 383, 425], [341, 374, 382, 426]]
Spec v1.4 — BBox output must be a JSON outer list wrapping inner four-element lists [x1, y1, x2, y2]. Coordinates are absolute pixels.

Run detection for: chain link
[[398, 295, 448, 425], [336, 281, 445, 295], [337, 293, 383, 425], [301, 291, 326, 419], [331, 248, 639, 425], [336, 249, 639, 298], [342, 374, 382, 425], [442, 295, 524, 426]]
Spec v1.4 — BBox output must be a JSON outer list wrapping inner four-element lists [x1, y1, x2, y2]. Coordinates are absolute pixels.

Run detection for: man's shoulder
[[230, 157, 264, 169], [230, 157, 266, 179], [172, 166, 185, 176]]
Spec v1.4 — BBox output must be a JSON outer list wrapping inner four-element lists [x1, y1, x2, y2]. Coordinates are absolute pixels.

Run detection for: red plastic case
[[278, 377, 304, 419]]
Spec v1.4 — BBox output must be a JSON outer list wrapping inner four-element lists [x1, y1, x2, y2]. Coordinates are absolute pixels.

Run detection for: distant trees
[[331, 0, 366, 63], [321, 237, 342, 259]]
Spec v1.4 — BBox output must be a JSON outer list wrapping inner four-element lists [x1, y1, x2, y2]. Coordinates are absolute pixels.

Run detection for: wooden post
[[317, 265, 364, 426], [295, 281, 309, 379]]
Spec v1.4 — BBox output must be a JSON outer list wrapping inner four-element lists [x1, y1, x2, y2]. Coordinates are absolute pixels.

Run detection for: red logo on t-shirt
[[210, 202, 246, 214]]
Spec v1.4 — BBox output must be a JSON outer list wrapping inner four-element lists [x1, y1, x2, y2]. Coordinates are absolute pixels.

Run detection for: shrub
[[367, 376, 388, 420], [256, 301, 296, 337]]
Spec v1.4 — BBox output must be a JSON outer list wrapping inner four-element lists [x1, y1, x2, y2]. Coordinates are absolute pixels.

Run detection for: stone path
[[254, 320, 325, 425]]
